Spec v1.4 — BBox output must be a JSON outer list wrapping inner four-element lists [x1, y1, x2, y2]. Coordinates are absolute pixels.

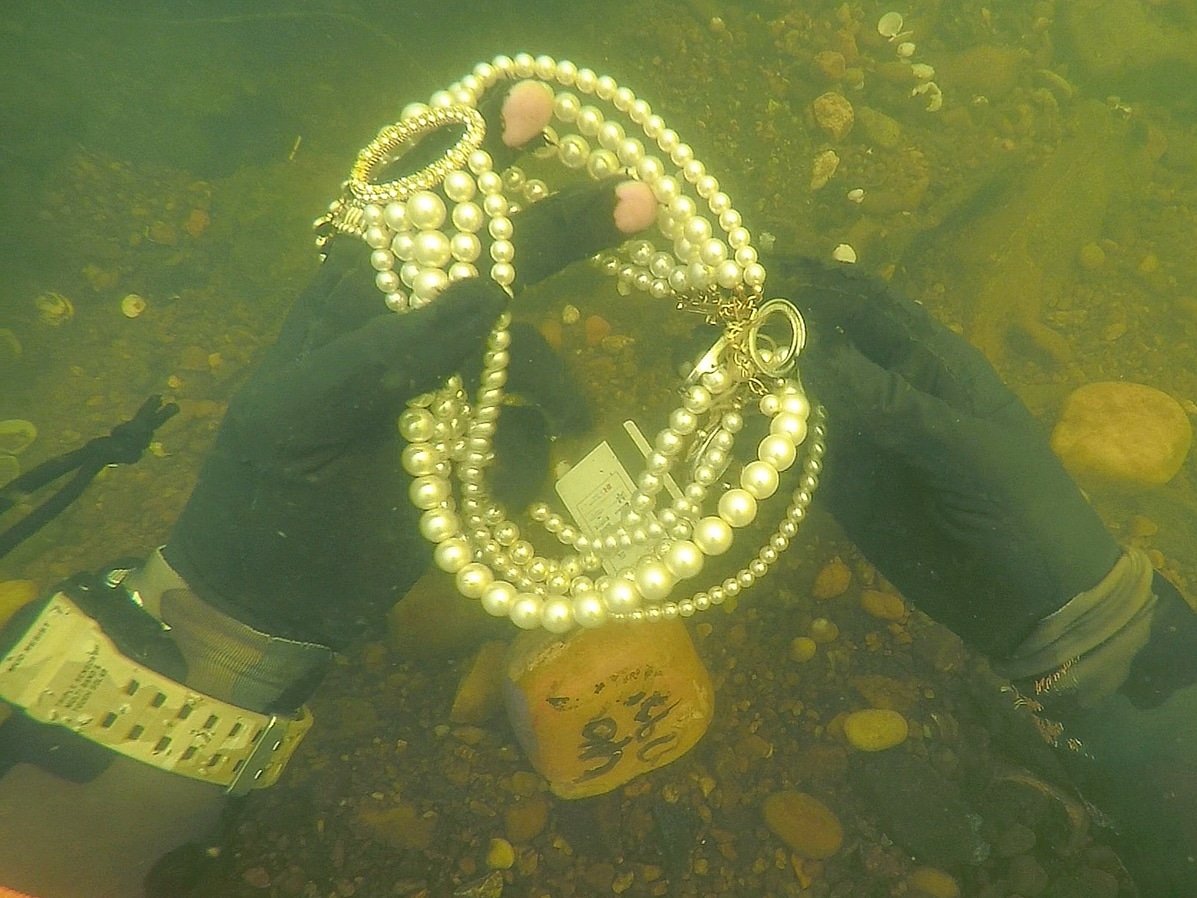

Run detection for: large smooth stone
[[504, 619, 713, 799], [762, 790, 844, 859], [1050, 382, 1192, 488]]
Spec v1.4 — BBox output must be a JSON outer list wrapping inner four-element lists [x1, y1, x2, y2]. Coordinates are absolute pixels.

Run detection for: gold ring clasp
[[745, 298, 805, 377]]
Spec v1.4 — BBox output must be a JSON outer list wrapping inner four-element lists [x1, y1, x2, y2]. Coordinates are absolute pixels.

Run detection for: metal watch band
[[0, 591, 311, 795]]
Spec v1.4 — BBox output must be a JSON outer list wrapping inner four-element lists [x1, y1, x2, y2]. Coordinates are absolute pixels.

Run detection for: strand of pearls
[[324, 53, 828, 632]]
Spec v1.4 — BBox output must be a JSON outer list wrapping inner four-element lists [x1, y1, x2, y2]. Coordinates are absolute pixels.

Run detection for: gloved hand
[[165, 91, 657, 654], [775, 256, 1121, 657], [0, 79, 659, 898], [775, 256, 1197, 895]]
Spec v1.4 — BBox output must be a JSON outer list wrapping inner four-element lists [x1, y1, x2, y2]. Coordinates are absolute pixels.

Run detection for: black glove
[[774, 256, 1121, 656], [776, 257, 1197, 895], [166, 170, 643, 652]]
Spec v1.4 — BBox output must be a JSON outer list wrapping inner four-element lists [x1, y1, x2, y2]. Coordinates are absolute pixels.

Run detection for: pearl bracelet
[[317, 53, 827, 632]]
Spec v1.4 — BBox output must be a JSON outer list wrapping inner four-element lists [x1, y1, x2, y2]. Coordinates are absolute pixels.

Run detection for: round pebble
[[906, 866, 960, 898], [812, 556, 852, 599], [809, 617, 839, 643], [486, 836, 515, 870], [842, 708, 909, 751], [860, 589, 906, 621], [789, 636, 817, 662], [1051, 381, 1192, 488], [762, 791, 844, 859]]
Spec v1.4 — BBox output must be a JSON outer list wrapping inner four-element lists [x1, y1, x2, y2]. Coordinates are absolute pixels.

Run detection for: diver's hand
[[778, 257, 1197, 894], [775, 257, 1121, 658], [164, 82, 657, 649]]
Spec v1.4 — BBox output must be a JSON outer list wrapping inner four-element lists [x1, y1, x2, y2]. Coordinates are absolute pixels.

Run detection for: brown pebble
[[812, 556, 851, 599], [762, 791, 844, 859], [505, 793, 550, 843], [242, 866, 271, 888], [584, 314, 612, 346]]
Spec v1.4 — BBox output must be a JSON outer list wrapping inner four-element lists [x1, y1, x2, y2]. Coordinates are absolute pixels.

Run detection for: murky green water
[[2, 1, 1195, 895]]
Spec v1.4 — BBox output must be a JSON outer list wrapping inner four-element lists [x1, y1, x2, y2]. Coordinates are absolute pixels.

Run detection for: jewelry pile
[[315, 53, 827, 632]]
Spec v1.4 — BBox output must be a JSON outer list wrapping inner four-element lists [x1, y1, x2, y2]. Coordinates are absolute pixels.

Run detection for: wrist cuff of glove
[[124, 549, 333, 713], [998, 547, 1156, 709]]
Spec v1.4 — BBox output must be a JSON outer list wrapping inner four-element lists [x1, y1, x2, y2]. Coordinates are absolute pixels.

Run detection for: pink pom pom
[[501, 81, 554, 148], [613, 181, 657, 234]]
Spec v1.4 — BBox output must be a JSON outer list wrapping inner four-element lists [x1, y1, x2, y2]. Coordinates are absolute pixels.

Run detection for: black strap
[[0, 395, 178, 559]]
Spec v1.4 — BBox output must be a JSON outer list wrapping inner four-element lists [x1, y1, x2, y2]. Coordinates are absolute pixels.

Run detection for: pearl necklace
[[315, 53, 827, 632]]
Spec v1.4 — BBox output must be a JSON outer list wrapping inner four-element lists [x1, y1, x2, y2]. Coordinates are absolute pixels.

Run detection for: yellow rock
[[812, 556, 851, 599], [762, 791, 844, 859], [485, 837, 515, 870], [907, 865, 961, 898], [789, 636, 818, 663], [1051, 382, 1192, 488], [842, 708, 909, 751], [860, 589, 906, 621], [0, 579, 38, 630], [504, 619, 713, 799]]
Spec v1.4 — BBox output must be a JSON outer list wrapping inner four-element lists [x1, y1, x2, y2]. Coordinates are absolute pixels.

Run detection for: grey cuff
[[998, 547, 1157, 707], [124, 549, 333, 712]]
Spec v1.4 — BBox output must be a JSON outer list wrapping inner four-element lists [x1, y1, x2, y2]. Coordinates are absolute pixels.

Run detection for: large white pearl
[[455, 562, 493, 599], [509, 594, 544, 629], [758, 434, 797, 472], [402, 444, 439, 476], [781, 390, 811, 418], [419, 508, 459, 543], [664, 540, 705, 580], [541, 598, 575, 633], [771, 412, 808, 444], [443, 170, 476, 202], [414, 230, 451, 267], [683, 385, 712, 414], [718, 489, 758, 528], [383, 201, 407, 230], [741, 460, 780, 500], [398, 408, 434, 441], [407, 190, 446, 230], [604, 577, 640, 613], [433, 537, 470, 573], [409, 474, 450, 510], [450, 232, 481, 262], [573, 591, 607, 628], [481, 580, 516, 616], [635, 560, 675, 602], [451, 201, 483, 233], [669, 408, 698, 435], [692, 516, 733, 555]]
